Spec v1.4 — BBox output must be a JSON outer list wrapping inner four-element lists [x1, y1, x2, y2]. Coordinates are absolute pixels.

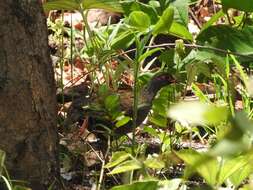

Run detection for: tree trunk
[[0, 1, 59, 189]]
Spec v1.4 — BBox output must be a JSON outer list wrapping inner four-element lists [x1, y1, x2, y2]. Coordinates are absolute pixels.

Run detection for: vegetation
[[2, 0, 253, 189]]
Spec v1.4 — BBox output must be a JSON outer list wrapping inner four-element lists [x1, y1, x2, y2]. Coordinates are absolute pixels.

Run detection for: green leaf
[[158, 179, 183, 190], [232, 111, 253, 136], [150, 85, 175, 128], [218, 155, 252, 185], [181, 50, 226, 78], [128, 11, 151, 31], [112, 31, 136, 50], [104, 94, 120, 112], [111, 179, 183, 190], [210, 138, 250, 156], [82, 0, 123, 12], [138, 48, 161, 63], [185, 62, 198, 85], [43, 0, 80, 11], [143, 126, 158, 137], [176, 149, 219, 186], [221, 0, 253, 12], [44, 0, 123, 12], [153, 7, 174, 35], [121, 1, 159, 24], [168, 102, 228, 126], [149, 113, 168, 127], [158, 49, 175, 66], [111, 180, 158, 190], [170, 0, 189, 26], [197, 25, 253, 56], [144, 156, 165, 169], [105, 151, 131, 168], [203, 104, 229, 125], [169, 22, 193, 41], [229, 161, 253, 187], [115, 116, 131, 128], [239, 184, 252, 190], [108, 159, 142, 175]]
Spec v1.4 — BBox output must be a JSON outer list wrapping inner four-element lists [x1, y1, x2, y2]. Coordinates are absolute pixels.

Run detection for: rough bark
[[0, 1, 59, 189]]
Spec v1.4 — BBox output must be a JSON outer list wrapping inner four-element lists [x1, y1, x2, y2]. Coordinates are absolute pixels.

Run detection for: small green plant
[[0, 150, 30, 190]]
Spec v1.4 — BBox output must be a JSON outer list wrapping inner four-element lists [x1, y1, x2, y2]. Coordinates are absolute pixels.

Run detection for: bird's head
[[142, 72, 175, 102]]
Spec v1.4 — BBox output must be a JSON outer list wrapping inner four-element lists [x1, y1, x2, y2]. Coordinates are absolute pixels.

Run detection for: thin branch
[[189, 8, 202, 29], [119, 43, 253, 59]]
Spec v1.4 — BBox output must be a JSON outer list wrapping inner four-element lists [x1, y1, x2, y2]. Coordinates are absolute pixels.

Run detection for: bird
[[88, 72, 175, 137]]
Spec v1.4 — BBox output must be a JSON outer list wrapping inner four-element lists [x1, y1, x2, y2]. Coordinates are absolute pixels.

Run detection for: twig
[[119, 43, 253, 59], [189, 8, 202, 29]]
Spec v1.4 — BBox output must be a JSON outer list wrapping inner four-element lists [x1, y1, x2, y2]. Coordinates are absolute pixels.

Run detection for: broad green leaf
[[239, 184, 252, 190], [158, 179, 183, 190], [204, 104, 228, 125], [221, 0, 253, 12], [98, 84, 109, 98], [229, 162, 253, 187], [82, 0, 123, 12], [115, 116, 131, 128], [210, 112, 253, 156], [148, 1, 160, 9], [210, 138, 250, 156], [108, 159, 142, 174], [111, 179, 183, 190], [128, 11, 151, 31], [153, 7, 174, 35], [121, 1, 159, 24], [150, 85, 174, 127], [144, 156, 165, 169], [44, 0, 123, 12], [105, 151, 131, 168], [43, 0, 80, 11], [104, 94, 120, 112], [152, 99, 168, 117], [168, 102, 228, 126], [197, 25, 253, 56], [158, 49, 175, 66], [233, 111, 253, 134], [143, 126, 158, 137], [181, 50, 226, 77], [176, 149, 219, 186], [169, 22, 193, 41], [218, 155, 252, 185], [185, 62, 198, 85], [111, 31, 136, 50], [149, 114, 167, 127], [111, 180, 158, 190], [170, 0, 189, 26]]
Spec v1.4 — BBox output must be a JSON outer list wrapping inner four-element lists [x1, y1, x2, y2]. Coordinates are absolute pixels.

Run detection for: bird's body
[[88, 72, 175, 136], [62, 72, 175, 139]]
